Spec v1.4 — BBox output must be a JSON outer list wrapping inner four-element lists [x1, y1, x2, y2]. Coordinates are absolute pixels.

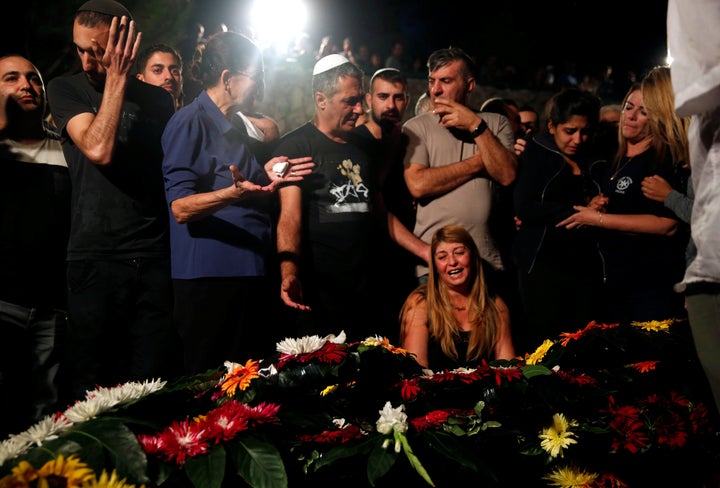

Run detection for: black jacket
[[512, 131, 605, 275]]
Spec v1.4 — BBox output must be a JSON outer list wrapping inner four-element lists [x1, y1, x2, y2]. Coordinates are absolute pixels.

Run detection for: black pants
[[173, 276, 279, 375], [66, 258, 180, 401]]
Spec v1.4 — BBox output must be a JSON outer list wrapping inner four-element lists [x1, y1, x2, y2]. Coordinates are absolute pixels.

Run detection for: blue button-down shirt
[[161, 91, 272, 279]]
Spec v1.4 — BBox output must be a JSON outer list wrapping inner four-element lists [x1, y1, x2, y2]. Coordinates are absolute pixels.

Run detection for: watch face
[[472, 120, 487, 137]]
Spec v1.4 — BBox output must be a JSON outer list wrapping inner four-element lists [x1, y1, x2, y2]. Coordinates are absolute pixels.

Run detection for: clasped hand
[[556, 194, 608, 229]]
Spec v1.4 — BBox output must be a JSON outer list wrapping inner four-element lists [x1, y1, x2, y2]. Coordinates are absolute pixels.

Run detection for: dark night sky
[[1, 0, 669, 84], [199, 0, 670, 81]]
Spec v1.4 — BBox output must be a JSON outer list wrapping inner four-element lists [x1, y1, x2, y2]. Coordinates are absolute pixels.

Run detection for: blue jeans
[[0, 299, 67, 436]]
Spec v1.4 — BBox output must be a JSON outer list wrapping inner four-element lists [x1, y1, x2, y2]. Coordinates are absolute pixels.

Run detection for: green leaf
[[423, 431, 478, 471], [366, 439, 398, 486], [397, 431, 434, 487], [185, 445, 226, 488], [522, 364, 554, 378], [313, 435, 377, 471], [229, 433, 288, 488], [56, 417, 149, 485]]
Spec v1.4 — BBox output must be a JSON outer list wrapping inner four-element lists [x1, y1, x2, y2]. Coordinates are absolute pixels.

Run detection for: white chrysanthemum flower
[[13, 415, 59, 447], [0, 435, 33, 464], [125, 378, 166, 399], [450, 367, 476, 374], [276, 331, 346, 355], [376, 401, 408, 435], [64, 396, 113, 423], [84, 379, 166, 410]]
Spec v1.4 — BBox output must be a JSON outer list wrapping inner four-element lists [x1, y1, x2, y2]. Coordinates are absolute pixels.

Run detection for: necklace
[[610, 157, 632, 181]]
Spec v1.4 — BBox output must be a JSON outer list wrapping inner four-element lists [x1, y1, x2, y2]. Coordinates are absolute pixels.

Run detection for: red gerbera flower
[[400, 378, 422, 400], [203, 400, 250, 442], [156, 418, 211, 465]]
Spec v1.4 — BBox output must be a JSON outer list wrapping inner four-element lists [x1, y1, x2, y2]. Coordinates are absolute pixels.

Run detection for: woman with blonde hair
[[558, 66, 691, 324], [400, 225, 514, 370]]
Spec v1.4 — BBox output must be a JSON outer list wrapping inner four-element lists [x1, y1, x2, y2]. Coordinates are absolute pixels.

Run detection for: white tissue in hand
[[272, 161, 289, 177]]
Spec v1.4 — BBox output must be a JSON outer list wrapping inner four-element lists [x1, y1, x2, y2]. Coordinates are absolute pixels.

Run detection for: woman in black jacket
[[512, 88, 604, 346]]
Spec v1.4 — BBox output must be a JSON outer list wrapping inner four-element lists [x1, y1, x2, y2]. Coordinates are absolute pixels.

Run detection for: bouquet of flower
[[1, 321, 717, 488]]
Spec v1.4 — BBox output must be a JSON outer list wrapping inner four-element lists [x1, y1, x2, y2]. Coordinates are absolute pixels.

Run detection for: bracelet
[[598, 211, 604, 227]]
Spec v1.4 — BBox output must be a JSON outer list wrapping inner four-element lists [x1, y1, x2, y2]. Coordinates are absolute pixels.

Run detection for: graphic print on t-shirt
[[328, 158, 369, 213]]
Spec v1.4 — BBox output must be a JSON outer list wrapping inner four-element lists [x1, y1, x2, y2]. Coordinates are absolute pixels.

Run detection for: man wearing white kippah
[[274, 54, 387, 341]]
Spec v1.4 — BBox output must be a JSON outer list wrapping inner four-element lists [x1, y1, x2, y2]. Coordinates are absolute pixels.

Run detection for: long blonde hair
[[400, 225, 501, 362], [614, 66, 690, 169], [641, 65, 690, 168]]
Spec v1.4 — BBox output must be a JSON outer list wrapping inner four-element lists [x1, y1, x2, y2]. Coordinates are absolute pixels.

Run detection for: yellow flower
[[362, 336, 409, 356], [321, 384, 338, 396], [539, 413, 578, 458], [7, 461, 38, 485], [220, 359, 260, 396], [526, 339, 555, 365], [630, 319, 674, 332], [81, 470, 144, 488], [543, 465, 598, 487], [37, 454, 95, 488]]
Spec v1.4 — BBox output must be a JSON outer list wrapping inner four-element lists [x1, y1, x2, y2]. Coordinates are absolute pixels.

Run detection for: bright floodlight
[[666, 50, 674, 66], [250, 0, 307, 55]]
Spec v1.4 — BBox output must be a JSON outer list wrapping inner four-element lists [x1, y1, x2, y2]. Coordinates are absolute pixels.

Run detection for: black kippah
[[77, 0, 133, 19]]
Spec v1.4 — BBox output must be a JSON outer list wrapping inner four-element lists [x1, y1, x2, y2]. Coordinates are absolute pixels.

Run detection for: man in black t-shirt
[[47, 0, 180, 401], [274, 55, 383, 342]]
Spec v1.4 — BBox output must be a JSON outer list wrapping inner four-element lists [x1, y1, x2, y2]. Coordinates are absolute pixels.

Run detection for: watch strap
[[471, 119, 488, 138]]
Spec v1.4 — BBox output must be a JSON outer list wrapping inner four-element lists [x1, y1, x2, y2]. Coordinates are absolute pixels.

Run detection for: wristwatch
[[471, 119, 488, 138]]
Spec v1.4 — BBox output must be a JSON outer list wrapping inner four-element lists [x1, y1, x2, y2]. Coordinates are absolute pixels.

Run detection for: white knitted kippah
[[312, 54, 350, 75]]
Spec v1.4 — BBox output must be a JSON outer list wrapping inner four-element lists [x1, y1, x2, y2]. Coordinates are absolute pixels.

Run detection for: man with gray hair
[[274, 54, 384, 341]]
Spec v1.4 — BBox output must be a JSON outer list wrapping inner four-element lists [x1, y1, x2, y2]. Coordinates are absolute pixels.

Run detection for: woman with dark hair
[[400, 225, 515, 370], [161, 31, 314, 374], [512, 88, 605, 346]]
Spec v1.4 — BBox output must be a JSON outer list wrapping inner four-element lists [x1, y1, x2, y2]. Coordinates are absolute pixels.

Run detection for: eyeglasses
[[236, 70, 264, 83]]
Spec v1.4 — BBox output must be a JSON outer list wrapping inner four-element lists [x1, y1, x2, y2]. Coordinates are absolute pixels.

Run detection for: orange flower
[[220, 359, 260, 396], [629, 361, 659, 373]]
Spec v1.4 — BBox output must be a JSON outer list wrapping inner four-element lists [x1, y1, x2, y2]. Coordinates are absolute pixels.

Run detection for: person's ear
[[222, 69, 233, 89], [136, 73, 144, 81], [315, 91, 327, 110], [466, 77, 476, 94]]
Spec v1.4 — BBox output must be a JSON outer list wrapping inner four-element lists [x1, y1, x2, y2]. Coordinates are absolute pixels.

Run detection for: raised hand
[[100, 16, 142, 78]]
